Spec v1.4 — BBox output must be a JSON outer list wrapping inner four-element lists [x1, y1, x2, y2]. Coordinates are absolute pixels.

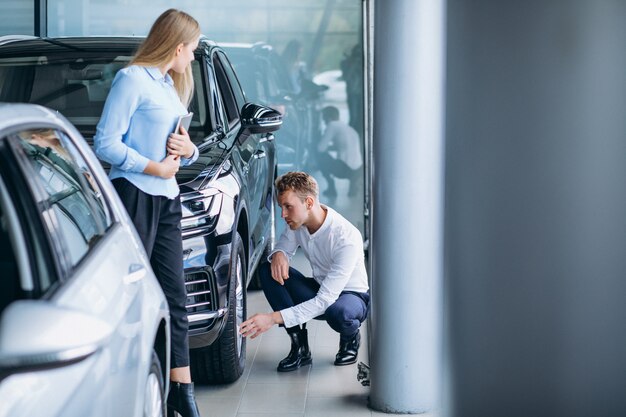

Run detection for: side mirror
[[0, 300, 112, 381], [240, 102, 283, 134]]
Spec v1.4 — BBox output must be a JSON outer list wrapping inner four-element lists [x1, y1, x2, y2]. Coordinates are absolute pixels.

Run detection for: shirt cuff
[[267, 249, 289, 263], [120, 152, 150, 173], [280, 307, 298, 329], [181, 145, 199, 166]]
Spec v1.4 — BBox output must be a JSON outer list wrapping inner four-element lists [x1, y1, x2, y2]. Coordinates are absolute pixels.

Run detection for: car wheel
[[191, 232, 247, 384], [144, 350, 166, 417]]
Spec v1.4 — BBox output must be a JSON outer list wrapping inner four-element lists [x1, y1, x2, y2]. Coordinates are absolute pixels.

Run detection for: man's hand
[[270, 251, 290, 285], [240, 312, 283, 339], [167, 125, 195, 159]]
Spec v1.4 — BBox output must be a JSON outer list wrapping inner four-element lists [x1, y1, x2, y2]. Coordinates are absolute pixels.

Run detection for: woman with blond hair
[[95, 9, 202, 417]]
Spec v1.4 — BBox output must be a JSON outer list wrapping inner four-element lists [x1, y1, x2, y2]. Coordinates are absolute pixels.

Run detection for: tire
[[144, 350, 166, 417], [191, 232, 247, 384]]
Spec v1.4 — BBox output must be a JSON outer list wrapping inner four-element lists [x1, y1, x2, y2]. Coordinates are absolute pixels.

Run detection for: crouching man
[[240, 171, 370, 371]]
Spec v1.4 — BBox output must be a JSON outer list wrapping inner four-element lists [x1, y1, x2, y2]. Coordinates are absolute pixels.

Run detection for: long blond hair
[[131, 9, 200, 107]]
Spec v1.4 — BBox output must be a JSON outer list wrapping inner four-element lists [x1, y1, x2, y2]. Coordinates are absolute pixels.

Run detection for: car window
[[205, 61, 227, 134], [188, 60, 212, 142], [226, 57, 262, 102], [0, 53, 217, 151], [0, 57, 129, 130], [0, 137, 57, 296], [15, 128, 108, 268], [213, 54, 240, 128], [217, 52, 246, 110]]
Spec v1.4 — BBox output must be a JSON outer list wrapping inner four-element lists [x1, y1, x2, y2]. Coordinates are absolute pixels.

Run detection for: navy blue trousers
[[259, 263, 369, 341]]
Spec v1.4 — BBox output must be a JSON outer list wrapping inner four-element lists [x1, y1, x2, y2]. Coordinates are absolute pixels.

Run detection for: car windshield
[[0, 50, 217, 185], [0, 54, 210, 145]]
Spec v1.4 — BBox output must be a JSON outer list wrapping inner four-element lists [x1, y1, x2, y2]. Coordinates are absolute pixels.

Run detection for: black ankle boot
[[334, 330, 360, 366], [167, 381, 201, 417], [277, 327, 312, 372]]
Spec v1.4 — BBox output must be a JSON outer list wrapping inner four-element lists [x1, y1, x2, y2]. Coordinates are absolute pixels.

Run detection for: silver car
[[0, 103, 170, 417]]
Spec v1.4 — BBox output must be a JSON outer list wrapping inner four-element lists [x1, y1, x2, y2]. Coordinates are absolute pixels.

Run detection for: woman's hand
[[143, 155, 180, 179], [158, 154, 180, 179], [167, 125, 195, 159]]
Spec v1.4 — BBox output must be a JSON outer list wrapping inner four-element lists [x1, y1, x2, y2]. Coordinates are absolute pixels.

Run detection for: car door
[[0, 124, 159, 417], [214, 52, 273, 260]]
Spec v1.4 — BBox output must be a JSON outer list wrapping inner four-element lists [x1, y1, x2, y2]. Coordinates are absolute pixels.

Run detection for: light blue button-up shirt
[[95, 65, 199, 199]]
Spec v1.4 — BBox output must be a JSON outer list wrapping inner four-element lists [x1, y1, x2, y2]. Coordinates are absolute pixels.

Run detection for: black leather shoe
[[167, 381, 201, 417], [334, 330, 360, 366], [277, 328, 312, 372]]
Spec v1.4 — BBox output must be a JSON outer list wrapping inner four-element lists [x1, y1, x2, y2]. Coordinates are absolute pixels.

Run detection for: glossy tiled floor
[[194, 251, 386, 417], [195, 290, 380, 417]]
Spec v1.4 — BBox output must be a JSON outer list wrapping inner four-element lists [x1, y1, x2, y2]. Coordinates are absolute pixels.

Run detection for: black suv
[[0, 36, 282, 384]]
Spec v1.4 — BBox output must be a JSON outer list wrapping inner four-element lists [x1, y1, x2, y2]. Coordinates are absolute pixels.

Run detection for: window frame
[[204, 56, 228, 136], [212, 52, 240, 130], [217, 51, 247, 111]]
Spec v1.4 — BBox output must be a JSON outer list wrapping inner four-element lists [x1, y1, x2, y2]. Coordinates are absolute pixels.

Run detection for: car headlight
[[181, 191, 222, 232]]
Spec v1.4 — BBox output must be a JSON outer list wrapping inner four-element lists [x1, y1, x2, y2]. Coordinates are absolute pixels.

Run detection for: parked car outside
[[0, 103, 170, 417], [0, 36, 282, 384], [221, 42, 321, 173]]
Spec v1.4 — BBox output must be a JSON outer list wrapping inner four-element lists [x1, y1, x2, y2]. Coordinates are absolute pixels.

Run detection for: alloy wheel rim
[[144, 372, 163, 417]]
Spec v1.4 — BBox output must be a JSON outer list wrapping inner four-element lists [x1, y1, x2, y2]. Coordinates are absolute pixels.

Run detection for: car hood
[[177, 139, 232, 193]]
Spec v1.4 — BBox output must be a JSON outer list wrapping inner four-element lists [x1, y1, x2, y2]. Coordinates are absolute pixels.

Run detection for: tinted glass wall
[[45, 0, 366, 232], [0, 2, 34, 35]]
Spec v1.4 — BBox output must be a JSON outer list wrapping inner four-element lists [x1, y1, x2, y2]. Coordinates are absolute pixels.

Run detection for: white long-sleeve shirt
[[269, 205, 369, 328]]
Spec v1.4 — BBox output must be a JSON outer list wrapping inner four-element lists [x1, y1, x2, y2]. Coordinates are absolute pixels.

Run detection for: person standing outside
[[94, 9, 202, 417], [316, 106, 363, 198], [240, 172, 369, 372]]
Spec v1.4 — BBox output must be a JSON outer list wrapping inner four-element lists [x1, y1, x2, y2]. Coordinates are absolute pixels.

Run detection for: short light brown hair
[[275, 171, 318, 201]]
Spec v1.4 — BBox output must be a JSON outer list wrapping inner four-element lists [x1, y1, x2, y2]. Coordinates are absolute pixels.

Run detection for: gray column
[[445, 2, 626, 416], [34, 0, 47, 36], [369, 0, 445, 413]]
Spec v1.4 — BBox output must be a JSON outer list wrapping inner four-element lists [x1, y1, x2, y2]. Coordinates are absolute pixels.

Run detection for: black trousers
[[259, 263, 370, 341], [112, 178, 189, 368]]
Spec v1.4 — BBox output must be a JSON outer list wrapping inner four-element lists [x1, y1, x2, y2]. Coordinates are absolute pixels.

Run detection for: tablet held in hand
[[175, 112, 193, 134]]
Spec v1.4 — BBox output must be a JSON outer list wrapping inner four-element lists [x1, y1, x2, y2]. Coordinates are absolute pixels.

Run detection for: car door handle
[[253, 150, 267, 160], [124, 264, 147, 284]]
